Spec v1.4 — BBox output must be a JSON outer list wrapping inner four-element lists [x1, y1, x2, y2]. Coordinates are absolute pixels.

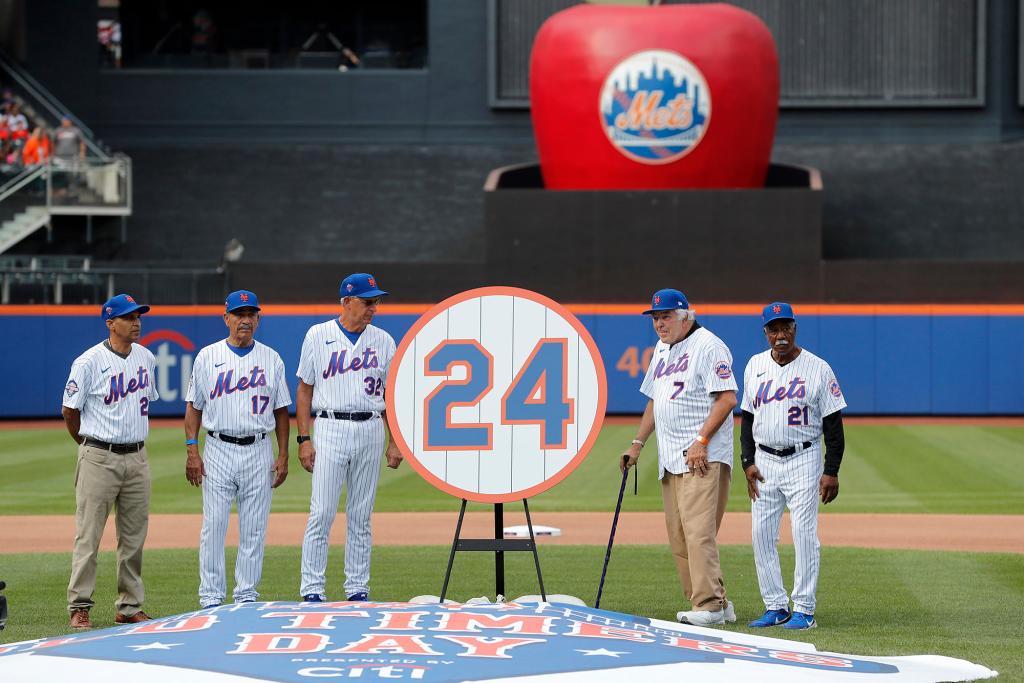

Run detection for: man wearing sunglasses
[[296, 273, 403, 603]]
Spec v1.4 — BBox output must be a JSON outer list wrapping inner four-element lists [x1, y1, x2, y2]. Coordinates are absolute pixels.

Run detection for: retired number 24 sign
[[386, 287, 608, 503]]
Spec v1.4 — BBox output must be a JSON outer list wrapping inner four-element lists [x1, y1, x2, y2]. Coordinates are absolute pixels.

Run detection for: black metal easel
[[439, 499, 546, 602]]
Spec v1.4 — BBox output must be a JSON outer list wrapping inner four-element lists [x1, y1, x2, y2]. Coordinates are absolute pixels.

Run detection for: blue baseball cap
[[340, 273, 388, 299], [762, 302, 796, 325], [101, 294, 149, 321], [225, 290, 261, 312], [643, 288, 689, 315]]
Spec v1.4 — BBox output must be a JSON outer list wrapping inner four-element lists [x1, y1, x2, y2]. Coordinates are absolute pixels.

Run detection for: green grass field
[[2, 422, 1022, 515], [2, 421, 1021, 678], [0, 545, 1020, 678]]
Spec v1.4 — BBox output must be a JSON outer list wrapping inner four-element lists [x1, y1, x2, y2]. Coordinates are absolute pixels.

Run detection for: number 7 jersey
[[186, 340, 292, 435], [741, 348, 846, 448], [296, 320, 396, 413]]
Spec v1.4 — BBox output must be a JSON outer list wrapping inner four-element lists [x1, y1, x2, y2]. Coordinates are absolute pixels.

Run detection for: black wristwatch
[[296, 435, 311, 444]]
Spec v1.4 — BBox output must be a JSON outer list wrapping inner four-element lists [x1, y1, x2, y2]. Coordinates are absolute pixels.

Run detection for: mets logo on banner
[[599, 49, 711, 165]]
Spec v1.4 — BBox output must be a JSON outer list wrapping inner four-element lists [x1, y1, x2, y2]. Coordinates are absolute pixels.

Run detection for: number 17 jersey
[[296, 320, 396, 413], [186, 340, 292, 435], [741, 348, 846, 449]]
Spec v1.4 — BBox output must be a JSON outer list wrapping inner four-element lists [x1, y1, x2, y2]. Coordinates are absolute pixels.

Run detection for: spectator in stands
[[53, 116, 85, 196], [6, 104, 29, 142], [22, 127, 50, 166], [21, 127, 49, 194]]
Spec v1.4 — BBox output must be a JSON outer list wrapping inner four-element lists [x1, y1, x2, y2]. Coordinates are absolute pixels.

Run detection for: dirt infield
[[4, 512, 1021, 555]]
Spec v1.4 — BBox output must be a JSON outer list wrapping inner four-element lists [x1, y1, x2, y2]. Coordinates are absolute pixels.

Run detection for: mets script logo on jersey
[[104, 367, 150, 405], [209, 366, 267, 400], [323, 348, 379, 379], [829, 379, 842, 398], [599, 49, 711, 165], [753, 378, 807, 409], [715, 361, 732, 380], [653, 352, 688, 379]]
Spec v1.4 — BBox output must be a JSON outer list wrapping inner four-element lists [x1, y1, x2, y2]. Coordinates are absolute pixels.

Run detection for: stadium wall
[[3, 305, 1022, 418]]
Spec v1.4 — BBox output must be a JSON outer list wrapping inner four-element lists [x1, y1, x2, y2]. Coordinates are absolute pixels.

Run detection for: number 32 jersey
[[741, 348, 846, 449], [296, 320, 395, 413], [186, 340, 292, 435]]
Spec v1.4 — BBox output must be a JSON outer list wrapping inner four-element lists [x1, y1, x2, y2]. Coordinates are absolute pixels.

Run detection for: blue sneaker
[[748, 609, 791, 628], [346, 592, 369, 601], [302, 594, 324, 603], [783, 611, 817, 630]]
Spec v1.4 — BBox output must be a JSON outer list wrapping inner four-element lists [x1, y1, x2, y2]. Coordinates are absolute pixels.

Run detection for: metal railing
[[0, 48, 112, 161], [0, 259, 228, 305]]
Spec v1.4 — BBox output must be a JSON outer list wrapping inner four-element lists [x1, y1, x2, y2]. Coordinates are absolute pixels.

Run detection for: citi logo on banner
[[139, 330, 195, 402], [599, 49, 711, 165]]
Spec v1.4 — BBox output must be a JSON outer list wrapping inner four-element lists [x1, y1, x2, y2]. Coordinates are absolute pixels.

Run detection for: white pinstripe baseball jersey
[[741, 349, 846, 448], [296, 320, 395, 411], [62, 342, 159, 443], [640, 326, 737, 478], [186, 340, 292, 435]]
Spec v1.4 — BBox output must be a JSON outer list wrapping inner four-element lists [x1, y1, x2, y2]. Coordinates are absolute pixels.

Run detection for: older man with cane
[[621, 288, 738, 626]]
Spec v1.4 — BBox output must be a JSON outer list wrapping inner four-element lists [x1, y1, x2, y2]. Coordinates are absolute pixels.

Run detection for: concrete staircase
[[0, 205, 50, 253]]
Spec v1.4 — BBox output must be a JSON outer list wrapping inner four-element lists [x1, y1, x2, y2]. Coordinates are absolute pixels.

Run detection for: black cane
[[595, 456, 631, 609]]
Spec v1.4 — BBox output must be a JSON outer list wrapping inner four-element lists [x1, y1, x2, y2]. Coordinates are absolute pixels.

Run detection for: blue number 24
[[423, 338, 574, 451]]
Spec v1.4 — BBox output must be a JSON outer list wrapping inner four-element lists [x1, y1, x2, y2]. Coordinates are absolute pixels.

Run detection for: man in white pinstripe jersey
[[184, 290, 292, 608], [741, 302, 846, 630], [622, 288, 738, 627], [62, 294, 159, 629], [297, 273, 403, 603]]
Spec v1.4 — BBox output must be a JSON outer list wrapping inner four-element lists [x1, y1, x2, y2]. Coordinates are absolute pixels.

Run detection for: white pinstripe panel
[[751, 446, 824, 613], [63, 342, 159, 443], [186, 340, 292, 436], [198, 434, 275, 606], [742, 347, 846, 615], [639, 327, 737, 479], [299, 416, 386, 597]]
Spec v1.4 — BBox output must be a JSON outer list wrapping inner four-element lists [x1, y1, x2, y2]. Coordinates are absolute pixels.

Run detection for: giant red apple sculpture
[[530, 3, 779, 189]]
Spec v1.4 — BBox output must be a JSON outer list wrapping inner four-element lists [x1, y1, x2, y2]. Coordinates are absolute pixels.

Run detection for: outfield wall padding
[[2, 306, 1021, 417]]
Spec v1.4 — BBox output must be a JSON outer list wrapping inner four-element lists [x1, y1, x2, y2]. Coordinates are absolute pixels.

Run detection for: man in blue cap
[[184, 290, 292, 608], [296, 273, 404, 602], [62, 294, 159, 628], [739, 302, 847, 631], [622, 288, 738, 626]]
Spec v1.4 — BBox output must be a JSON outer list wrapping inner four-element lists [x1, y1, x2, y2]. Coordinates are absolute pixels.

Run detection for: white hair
[[674, 307, 696, 322]]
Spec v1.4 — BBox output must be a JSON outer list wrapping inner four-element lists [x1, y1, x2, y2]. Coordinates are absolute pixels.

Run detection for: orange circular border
[[385, 286, 609, 503]]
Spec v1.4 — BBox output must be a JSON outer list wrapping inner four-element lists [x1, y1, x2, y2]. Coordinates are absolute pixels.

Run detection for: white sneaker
[[676, 608, 726, 626], [724, 600, 736, 623]]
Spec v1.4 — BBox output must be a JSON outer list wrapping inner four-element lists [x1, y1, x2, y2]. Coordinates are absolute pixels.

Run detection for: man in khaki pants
[[622, 288, 738, 626], [61, 294, 159, 629]]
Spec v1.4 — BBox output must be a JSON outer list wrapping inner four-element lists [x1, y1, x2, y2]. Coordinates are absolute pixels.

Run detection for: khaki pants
[[67, 443, 150, 616], [661, 462, 731, 611]]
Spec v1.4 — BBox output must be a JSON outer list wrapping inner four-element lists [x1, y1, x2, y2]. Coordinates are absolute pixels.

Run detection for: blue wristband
[[185, 438, 198, 446]]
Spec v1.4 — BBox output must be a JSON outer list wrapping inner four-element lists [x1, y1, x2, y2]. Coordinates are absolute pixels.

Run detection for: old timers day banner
[[0, 601, 996, 681], [530, 3, 779, 189]]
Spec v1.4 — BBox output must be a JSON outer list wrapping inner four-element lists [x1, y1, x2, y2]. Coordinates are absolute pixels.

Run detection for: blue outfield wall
[[1, 311, 1022, 417]]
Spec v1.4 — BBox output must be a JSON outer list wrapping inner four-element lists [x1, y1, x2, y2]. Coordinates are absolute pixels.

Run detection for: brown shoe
[[70, 609, 92, 629], [114, 610, 152, 624]]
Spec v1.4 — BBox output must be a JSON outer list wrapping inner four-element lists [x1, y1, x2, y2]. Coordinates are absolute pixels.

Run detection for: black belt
[[209, 431, 266, 446], [317, 411, 376, 422], [83, 439, 144, 454], [758, 441, 813, 457]]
